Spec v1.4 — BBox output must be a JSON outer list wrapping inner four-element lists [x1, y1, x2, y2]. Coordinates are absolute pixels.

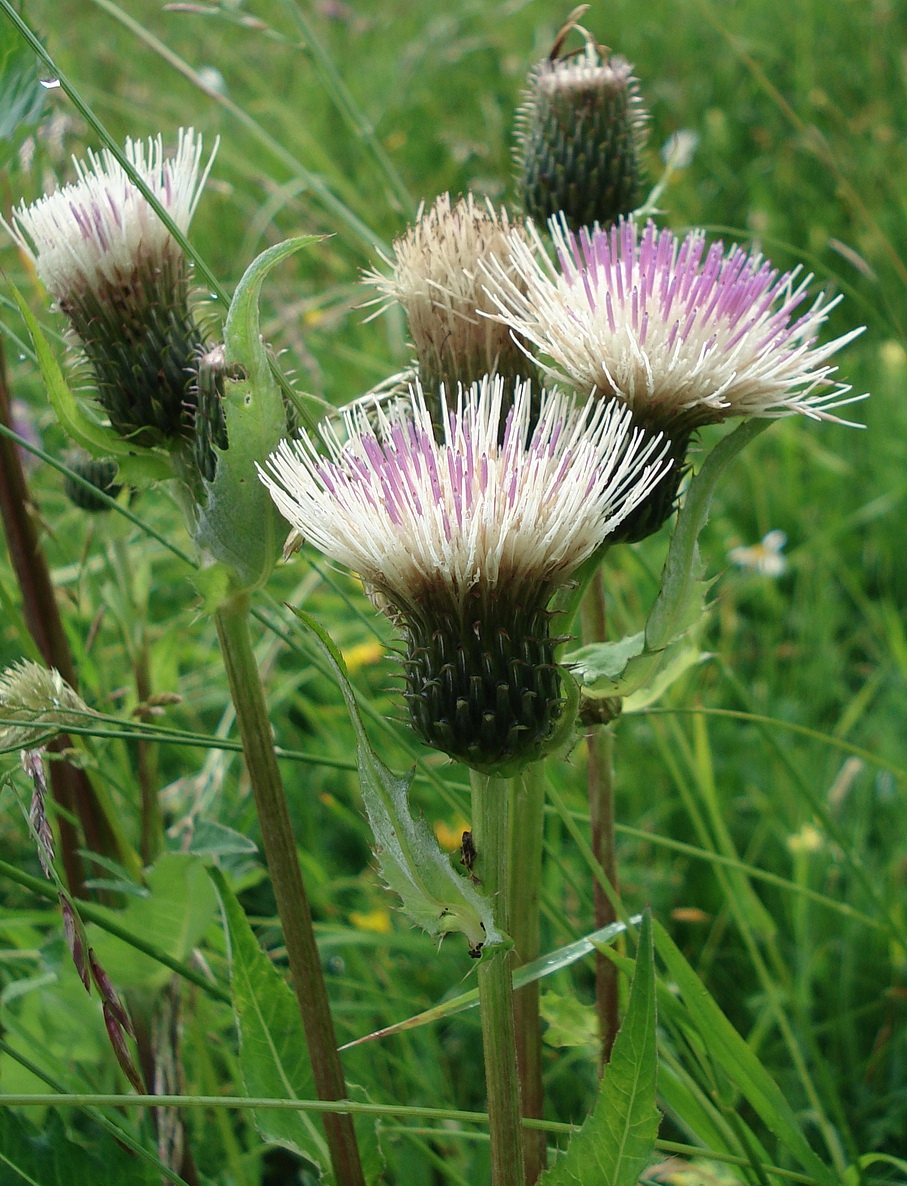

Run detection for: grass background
[[1, 0, 906, 1183]]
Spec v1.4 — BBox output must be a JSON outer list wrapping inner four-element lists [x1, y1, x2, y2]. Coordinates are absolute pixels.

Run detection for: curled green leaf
[[190, 236, 320, 595]]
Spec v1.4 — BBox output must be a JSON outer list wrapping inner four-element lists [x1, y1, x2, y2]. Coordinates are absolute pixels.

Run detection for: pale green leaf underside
[[291, 608, 506, 957], [209, 866, 328, 1175]]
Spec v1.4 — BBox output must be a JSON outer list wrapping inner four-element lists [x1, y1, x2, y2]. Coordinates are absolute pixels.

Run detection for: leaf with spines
[[568, 420, 769, 700], [539, 910, 660, 1185], [209, 866, 327, 1176], [291, 608, 507, 957], [209, 868, 384, 1183]]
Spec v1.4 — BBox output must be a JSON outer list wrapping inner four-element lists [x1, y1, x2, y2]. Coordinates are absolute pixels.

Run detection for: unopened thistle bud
[[192, 343, 231, 482], [0, 660, 94, 751], [259, 376, 669, 774], [62, 450, 123, 512], [5, 129, 216, 446], [364, 194, 537, 420], [513, 18, 648, 231]]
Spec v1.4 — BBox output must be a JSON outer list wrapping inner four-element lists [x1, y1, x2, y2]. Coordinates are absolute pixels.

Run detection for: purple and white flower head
[[485, 217, 865, 436], [260, 374, 669, 773], [483, 218, 864, 541], [5, 129, 216, 444], [364, 194, 537, 411]]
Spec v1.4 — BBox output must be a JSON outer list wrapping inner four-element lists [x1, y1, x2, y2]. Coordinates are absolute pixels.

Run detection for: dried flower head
[[0, 660, 94, 751], [364, 194, 536, 407], [513, 18, 649, 231], [486, 218, 865, 436], [259, 375, 669, 773], [5, 129, 215, 444]]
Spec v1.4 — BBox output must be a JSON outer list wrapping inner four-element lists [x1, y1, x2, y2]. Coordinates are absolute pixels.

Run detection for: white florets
[[259, 375, 670, 613], [5, 128, 215, 301], [364, 193, 531, 379], [0, 660, 93, 751], [484, 218, 866, 428]]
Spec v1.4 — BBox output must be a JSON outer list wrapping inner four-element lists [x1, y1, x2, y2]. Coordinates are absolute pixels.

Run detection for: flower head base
[[6, 129, 215, 445], [62, 450, 122, 512], [513, 31, 649, 231], [0, 660, 94, 751], [486, 218, 865, 437], [364, 194, 536, 414], [260, 375, 669, 772]]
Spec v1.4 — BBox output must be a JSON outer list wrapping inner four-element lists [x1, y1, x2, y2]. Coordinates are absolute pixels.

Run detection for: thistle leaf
[[191, 236, 320, 594], [290, 608, 507, 957], [569, 420, 769, 700], [539, 911, 660, 1185], [11, 284, 174, 484]]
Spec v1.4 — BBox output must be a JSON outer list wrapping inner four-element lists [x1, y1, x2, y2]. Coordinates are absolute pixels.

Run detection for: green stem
[[507, 767, 547, 1183], [213, 593, 365, 1186], [470, 769, 526, 1186]]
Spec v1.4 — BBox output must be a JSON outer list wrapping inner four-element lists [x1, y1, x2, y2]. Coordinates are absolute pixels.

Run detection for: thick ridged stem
[[213, 594, 365, 1186], [470, 769, 526, 1186], [508, 766, 547, 1182], [0, 338, 123, 894], [581, 571, 620, 1067]]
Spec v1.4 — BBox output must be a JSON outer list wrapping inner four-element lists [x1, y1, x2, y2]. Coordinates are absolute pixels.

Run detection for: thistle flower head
[[5, 129, 215, 444], [260, 375, 669, 772], [62, 450, 123, 512], [0, 661, 93, 751], [364, 194, 536, 405], [513, 28, 649, 231], [485, 218, 865, 436]]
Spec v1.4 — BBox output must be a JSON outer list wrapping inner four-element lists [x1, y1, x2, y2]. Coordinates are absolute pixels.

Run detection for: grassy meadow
[[1, 0, 906, 1183]]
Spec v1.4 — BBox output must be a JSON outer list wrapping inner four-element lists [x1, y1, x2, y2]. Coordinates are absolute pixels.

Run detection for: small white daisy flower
[[728, 529, 788, 577], [484, 218, 865, 434], [5, 129, 216, 443], [260, 374, 670, 771]]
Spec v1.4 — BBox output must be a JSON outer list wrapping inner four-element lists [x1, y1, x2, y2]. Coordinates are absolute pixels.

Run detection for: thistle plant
[[261, 375, 668, 773], [485, 216, 864, 541], [261, 374, 668, 1185], [61, 450, 122, 511], [0, 7, 878, 1186], [3, 132, 366, 1186]]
